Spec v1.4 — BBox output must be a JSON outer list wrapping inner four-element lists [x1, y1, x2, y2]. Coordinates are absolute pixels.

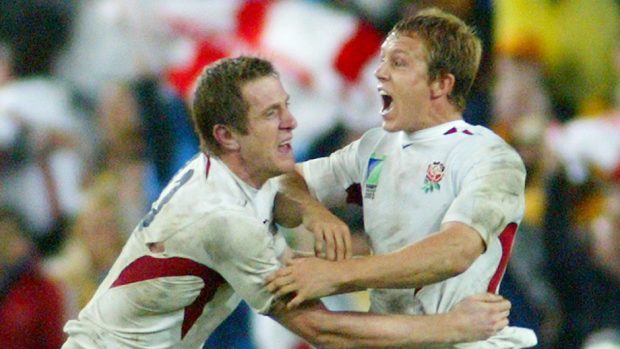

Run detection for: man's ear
[[430, 73, 455, 99], [213, 124, 240, 151]]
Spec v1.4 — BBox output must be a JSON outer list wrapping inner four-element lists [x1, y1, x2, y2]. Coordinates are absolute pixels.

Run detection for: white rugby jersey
[[302, 120, 530, 345], [62, 154, 287, 349]]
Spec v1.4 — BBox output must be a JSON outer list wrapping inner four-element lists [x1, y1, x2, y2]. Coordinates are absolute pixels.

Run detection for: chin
[[381, 120, 401, 133], [276, 159, 296, 173]]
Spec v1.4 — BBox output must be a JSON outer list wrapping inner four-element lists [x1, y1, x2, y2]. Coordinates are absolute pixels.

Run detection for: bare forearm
[[274, 171, 317, 228], [312, 311, 466, 348], [336, 224, 484, 290], [274, 169, 353, 261], [274, 301, 469, 348]]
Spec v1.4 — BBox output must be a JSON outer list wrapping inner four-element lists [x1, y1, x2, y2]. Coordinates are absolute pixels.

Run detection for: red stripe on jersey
[[443, 127, 457, 135], [487, 223, 518, 293], [206, 155, 211, 178], [333, 22, 383, 82], [346, 183, 363, 206], [111, 256, 225, 338], [236, 0, 269, 48]]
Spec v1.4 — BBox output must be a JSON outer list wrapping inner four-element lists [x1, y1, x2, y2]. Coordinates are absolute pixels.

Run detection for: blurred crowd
[[0, 0, 618, 349]]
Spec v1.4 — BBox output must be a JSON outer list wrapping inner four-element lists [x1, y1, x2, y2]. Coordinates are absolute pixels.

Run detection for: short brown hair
[[389, 7, 481, 110], [191, 56, 278, 154]]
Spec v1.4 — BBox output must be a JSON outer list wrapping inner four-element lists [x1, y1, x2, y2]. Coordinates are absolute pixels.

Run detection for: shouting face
[[375, 33, 434, 133]]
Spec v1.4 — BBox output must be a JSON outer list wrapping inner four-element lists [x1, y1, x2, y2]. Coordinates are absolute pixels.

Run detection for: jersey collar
[[400, 119, 470, 148]]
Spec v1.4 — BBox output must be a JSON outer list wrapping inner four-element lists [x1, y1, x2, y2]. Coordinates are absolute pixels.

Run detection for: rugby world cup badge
[[365, 153, 386, 199], [422, 161, 445, 193]]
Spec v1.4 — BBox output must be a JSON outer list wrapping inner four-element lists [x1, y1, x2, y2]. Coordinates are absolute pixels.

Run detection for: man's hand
[[448, 293, 511, 342], [274, 171, 352, 261], [265, 257, 339, 309], [302, 203, 352, 261]]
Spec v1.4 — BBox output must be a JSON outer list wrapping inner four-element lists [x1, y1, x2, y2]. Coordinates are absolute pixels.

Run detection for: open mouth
[[278, 140, 292, 154], [380, 92, 393, 115]]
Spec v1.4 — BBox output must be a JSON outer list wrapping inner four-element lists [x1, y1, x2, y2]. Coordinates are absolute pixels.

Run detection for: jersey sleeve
[[443, 142, 526, 245], [202, 210, 282, 314], [300, 139, 363, 207]]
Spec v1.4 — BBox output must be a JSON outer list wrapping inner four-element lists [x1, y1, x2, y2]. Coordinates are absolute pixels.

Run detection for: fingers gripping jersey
[[302, 120, 529, 347], [63, 154, 286, 349]]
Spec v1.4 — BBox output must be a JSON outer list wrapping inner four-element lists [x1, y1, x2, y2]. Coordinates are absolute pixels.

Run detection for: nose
[[375, 62, 387, 81], [281, 109, 297, 130]]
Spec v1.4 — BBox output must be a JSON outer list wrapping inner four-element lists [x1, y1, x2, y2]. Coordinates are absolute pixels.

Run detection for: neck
[[217, 152, 265, 189], [427, 100, 462, 127]]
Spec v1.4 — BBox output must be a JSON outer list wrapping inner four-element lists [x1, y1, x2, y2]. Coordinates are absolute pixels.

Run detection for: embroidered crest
[[365, 153, 386, 199], [422, 161, 445, 193]]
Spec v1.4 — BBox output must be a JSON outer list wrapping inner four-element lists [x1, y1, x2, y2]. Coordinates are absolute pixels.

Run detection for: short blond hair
[[389, 8, 482, 110]]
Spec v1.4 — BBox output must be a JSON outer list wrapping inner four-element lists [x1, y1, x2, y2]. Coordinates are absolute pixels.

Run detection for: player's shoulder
[[139, 154, 254, 237], [456, 124, 525, 170], [461, 124, 519, 154]]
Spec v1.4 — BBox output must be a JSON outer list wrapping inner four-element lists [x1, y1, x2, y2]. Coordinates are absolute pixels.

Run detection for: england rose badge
[[422, 161, 445, 193]]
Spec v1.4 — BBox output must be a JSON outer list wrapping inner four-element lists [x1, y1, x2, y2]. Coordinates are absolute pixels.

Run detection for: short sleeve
[[443, 143, 526, 244], [202, 210, 283, 314], [301, 139, 363, 208]]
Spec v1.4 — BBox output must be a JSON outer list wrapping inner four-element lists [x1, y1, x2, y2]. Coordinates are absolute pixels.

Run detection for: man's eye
[[266, 109, 278, 118]]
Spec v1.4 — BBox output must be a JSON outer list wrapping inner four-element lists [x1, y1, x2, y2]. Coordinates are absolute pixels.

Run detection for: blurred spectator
[[45, 174, 127, 316], [0, 206, 67, 349], [491, 3, 620, 348], [0, 0, 89, 255], [544, 169, 620, 349], [90, 74, 199, 228], [502, 114, 562, 348], [547, 113, 620, 186], [90, 80, 151, 232], [493, 0, 619, 126]]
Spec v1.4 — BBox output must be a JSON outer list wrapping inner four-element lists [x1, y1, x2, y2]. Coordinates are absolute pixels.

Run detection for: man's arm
[[268, 141, 525, 308], [274, 168, 353, 261], [267, 222, 484, 308], [207, 206, 505, 348], [269, 292, 510, 349]]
